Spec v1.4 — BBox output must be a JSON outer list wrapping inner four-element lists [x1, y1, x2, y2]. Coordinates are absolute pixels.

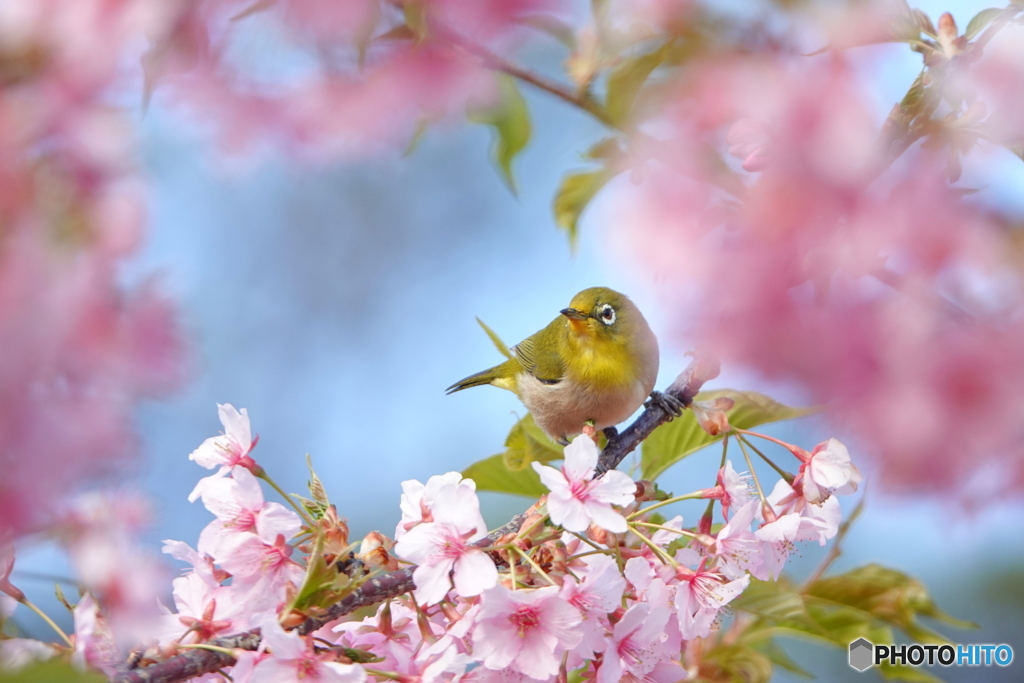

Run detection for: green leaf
[[699, 642, 773, 683], [307, 454, 329, 508], [289, 535, 353, 613], [734, 579, 818, 629], [748, 638, 814, 679], [553, 167, 615, 247], [912, 9, 937, 37], [0, 661, 106, 683], [605, 43, 671, 126], [807, 564, 976, 640], [464, 454, 546, 497], [964, 7, 1003, 40], [501, 414, 562, 471], [475, 317, 511, 359], [463, 414, 561, 497], [640, 389, 815, 481], [468, 75, 531, 193], [403, 1, 429, 40], [583, 137, 625, 161], [900, 71, 926, 114], [402, 118, 431, 158], [520, 14, 576, 49]]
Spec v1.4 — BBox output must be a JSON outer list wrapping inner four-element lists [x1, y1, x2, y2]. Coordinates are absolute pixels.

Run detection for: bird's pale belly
[[516, 372, 650, 443]]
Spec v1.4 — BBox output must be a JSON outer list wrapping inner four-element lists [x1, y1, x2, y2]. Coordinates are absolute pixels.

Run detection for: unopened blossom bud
[[937, 12, 964, 57], [319, 506, 350, 559], [587, 524, 610, 546], [280, 610, 306, 629], [358, 531, 397, 571], [691, 397, 734, 435], [634, 480, 658, 502], [517, 512, 547, 542], [378, 601, 394, 636], [698, 508, 714, 537], [1, 552, 25, 602]]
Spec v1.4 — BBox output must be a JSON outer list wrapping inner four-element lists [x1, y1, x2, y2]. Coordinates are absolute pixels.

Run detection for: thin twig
[[595, 351, 720, 476]]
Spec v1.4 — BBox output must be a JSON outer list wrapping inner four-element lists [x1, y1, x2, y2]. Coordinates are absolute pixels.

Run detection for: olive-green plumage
[[447, 287, 660, 443]]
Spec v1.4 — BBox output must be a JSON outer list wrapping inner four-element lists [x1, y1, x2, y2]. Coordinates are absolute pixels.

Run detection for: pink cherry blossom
[[250, 619, 366, 683], [717, 461, 754, 519], [795, 439, 862, 505], [218, 533, 305, 613], [335, 601, 435, 674], [710, 501, 766, 580], [189, 404, 259, 496], [597, 602, 684, 683], [195, 467, 302, 560], [764, 479, 841, 546], [71, 594, 120, 677], [561, 554, 625, 657], [532, 436, 637, 533], [159, 571, 246, 645], [394, 480, 496, 605], [58, 493, 167, 642], [673, 564, 750, 640], [0, 638, 57, 671], [396, 472, 481, 539], [472, 585, 583, 680]]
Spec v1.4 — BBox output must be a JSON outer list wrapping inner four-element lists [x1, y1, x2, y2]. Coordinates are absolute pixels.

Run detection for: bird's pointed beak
[[560, 308, 589, 320]]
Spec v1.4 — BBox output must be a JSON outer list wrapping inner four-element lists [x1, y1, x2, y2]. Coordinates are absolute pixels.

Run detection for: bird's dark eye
[[599, 305, 616, 325]]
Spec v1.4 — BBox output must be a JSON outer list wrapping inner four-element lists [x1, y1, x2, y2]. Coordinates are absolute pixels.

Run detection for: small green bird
[[447, 287, 665, 444]]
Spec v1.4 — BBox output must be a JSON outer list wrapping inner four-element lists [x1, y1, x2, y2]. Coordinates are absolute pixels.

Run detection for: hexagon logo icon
[[849, 638, 874, 671]]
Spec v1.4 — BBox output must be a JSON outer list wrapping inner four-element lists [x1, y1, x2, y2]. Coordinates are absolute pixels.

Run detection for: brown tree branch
[[113, 514, 534, 683], [596, 351, 720, 476]]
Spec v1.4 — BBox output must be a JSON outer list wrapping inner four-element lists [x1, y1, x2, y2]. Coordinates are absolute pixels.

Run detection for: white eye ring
[[599, 305, 616, 325]]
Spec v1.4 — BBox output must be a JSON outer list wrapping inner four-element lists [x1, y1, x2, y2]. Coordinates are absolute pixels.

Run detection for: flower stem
[[737, 434, 793, 483], [627, 526, 678, 568], [735, 436, 767, 504], [735, 429, 802, 459], [20, 598, 72, 647], [627, 491, 706, 520], [257, 471, 316, 527], [365, 668, 402, 680], [512, 546, 558, 586], [632, 521, 698, 539]]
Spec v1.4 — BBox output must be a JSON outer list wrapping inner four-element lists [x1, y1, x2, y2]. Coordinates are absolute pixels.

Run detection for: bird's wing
[[511, 334, 565, 385]]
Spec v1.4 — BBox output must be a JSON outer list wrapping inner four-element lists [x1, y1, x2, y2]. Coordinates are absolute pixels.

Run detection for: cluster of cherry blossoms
[[610, 8, 1024, 497], [3, 401, 863, 682]]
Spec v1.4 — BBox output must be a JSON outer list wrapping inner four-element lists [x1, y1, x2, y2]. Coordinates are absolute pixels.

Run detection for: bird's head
[[560, 287, 635, 345]]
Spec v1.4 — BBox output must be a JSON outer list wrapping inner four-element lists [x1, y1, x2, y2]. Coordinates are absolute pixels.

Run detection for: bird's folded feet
[[645, 390, 685, 418]]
